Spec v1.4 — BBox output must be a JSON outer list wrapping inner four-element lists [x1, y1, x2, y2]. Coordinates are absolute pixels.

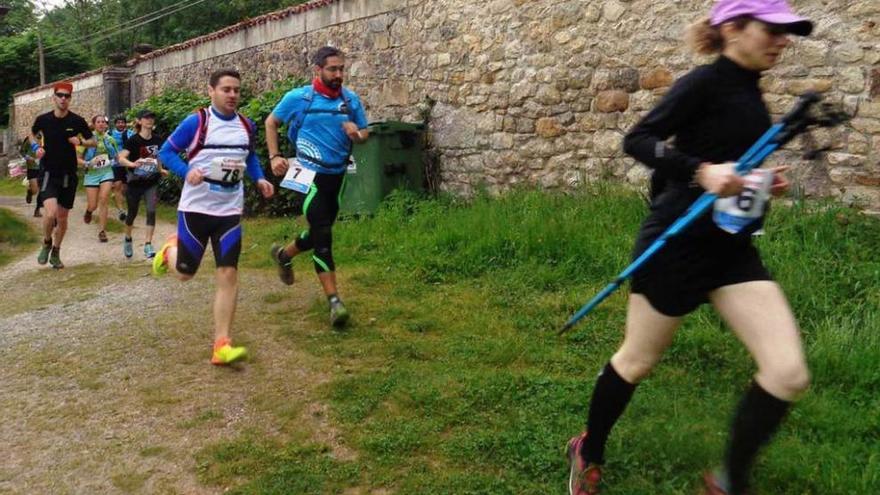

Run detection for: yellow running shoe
[[152, 235, 177, 276], [211, 338, 247, 366]]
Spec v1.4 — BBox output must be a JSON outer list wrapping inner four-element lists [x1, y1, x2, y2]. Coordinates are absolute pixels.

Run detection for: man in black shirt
[[28, 81, 96, 269]]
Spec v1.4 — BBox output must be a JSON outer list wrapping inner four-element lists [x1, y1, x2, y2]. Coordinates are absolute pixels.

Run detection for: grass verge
[[0, 206, 37, 267], [194, 187, 880, 494]]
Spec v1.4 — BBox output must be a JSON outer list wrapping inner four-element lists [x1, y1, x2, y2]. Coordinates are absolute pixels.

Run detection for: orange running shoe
[[211, 337, 247, 365]]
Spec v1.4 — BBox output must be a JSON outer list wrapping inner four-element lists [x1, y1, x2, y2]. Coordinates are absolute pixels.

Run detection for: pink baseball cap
[[710, 0, 813, 36]]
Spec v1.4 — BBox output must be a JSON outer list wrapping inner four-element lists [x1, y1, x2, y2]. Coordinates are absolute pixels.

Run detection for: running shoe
[[702, 470, 748, 495], [117, 209, 126, 222], [123, 237, 133, 258], [37, 240, 51, 265], [144, 242, 156, 259], [26, 189, 33, 204], [83, 209, 92, 224], [329, 298, 350, 327], [270, 244, 294, 285], [152, 235, 176, 276], [49, 247, 64, 269], [567, 431, 602, 495], [98, 230, 108, 243], [211, 337, 248, 365]]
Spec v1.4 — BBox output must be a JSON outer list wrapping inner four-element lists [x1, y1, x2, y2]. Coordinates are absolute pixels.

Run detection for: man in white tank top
[[155, 68, 274, 366]]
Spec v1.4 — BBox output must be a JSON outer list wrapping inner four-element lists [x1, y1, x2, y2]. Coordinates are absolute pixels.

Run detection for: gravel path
[[0, 195, 340, 495]]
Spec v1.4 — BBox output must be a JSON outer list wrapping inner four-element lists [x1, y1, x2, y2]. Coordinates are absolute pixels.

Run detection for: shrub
[[128, 80, 310, 216]]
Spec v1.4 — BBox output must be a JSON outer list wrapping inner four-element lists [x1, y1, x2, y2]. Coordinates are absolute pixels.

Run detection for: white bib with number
[[88, 153, 110, 169], [280, 159, 317, 194], [133, 158, 159, 177], [208, 157, 246, 184], [713, 169, 773, 234]]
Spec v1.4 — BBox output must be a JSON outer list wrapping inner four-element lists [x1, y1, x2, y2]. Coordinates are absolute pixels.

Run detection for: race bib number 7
[[713, 169, 773, 234], [208, 158, 245, 185], [280, 159, 316, 194]]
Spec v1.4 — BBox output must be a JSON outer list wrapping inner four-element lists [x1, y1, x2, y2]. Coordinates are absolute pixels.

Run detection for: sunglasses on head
[[55, 92, 72, 99]]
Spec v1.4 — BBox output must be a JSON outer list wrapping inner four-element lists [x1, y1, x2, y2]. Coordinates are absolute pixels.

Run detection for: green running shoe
[[330, 298, 349, 328], [49, 247, 64, 269], [270, 244, 294, 285], [37, 241, 51, 265]]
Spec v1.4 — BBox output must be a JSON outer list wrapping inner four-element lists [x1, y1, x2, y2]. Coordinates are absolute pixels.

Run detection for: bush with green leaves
[[126, 89, 209, 137], [240, 77, 308, 217], [126, 79, 311, 216]]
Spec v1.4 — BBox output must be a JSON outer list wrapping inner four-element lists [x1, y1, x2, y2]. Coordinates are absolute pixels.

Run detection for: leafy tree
[[0, 31, 92, 125], [0, 0, 37, 36]]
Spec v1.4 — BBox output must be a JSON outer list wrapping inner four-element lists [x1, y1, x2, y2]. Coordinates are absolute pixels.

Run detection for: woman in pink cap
[[566, 1, 813, 494]]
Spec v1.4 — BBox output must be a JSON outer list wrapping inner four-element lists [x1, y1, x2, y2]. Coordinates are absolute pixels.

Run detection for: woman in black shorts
[[566, 1, 814, 494]]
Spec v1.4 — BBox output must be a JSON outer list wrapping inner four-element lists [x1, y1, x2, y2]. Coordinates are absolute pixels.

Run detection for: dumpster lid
[[367, 121, 425, 134]]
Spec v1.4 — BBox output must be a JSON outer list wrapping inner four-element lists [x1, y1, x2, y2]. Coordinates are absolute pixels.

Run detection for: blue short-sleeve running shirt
[[271, 85, 368, 174]]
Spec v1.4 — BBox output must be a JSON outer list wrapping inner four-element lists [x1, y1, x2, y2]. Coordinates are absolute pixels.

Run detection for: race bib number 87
[[713, 169, 773, 234], [88, 153, 109, 169], [280, 159, 316, 194]]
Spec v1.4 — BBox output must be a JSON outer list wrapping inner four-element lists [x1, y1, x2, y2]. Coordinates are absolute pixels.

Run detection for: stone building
[[10, 0, 880, 210]]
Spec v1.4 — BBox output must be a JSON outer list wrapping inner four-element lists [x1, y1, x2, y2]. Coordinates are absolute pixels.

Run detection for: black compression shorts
[[175, 211, 242, 275]]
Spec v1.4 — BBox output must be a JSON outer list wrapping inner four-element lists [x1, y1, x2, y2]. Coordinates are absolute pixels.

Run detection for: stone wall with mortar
[[12, 0, 880, 209], [11, 72, 106, 142]]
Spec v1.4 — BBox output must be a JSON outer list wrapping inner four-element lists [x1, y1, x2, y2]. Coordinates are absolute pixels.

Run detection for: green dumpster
[[341, 121, 426, 215]]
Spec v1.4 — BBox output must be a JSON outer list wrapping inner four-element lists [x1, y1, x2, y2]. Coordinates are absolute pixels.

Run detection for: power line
[[43, 0, 210, 57], [41, 0, 195, 53]]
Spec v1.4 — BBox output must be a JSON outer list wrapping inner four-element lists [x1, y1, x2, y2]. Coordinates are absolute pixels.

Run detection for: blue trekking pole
[[560, 92, 845, 335]]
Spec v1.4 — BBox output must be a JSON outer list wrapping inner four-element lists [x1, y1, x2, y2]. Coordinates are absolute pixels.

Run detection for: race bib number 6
[[280, 159, 316, 194], [208, 158, 246, 185], [713, 169, 773, 234]]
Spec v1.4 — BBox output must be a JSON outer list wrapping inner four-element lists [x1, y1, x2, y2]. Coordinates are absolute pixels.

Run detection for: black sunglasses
[[55, 93, 72, 99]]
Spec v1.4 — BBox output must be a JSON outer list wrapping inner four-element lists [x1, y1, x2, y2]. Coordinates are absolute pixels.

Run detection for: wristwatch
[[270, 154, 283, 160]]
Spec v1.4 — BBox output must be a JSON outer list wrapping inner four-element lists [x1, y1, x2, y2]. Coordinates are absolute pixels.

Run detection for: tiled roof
[[14, 0, 339, 98], [129, 0, 339, 64]]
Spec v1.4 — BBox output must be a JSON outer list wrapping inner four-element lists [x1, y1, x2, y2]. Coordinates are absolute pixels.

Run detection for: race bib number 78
[[208, 158, 245, 185]]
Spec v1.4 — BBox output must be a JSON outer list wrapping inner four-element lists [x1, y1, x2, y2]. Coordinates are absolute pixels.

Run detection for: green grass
[[0, 181, 873, 492], [0, 176, 29, 196], [0, 206, 37, 266], [125, 187, 880, 493]]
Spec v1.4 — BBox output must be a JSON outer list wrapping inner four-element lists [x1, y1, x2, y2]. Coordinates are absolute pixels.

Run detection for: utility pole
[[37, 30, 46, 85]]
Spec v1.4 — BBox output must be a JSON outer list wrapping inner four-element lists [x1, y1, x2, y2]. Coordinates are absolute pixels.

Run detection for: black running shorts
[[175, 211, 242, 275], [113, 166, 127, 183], [630, 234, 772, 317], [39, 171, 78, 210]]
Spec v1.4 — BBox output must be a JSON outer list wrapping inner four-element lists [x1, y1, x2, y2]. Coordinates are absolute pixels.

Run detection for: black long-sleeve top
[[623, 55, 772, 244]]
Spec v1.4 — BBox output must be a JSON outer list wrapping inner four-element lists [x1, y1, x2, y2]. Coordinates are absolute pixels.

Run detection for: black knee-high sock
[[725, 381, 791, 494], [580, 362, 637, 464]]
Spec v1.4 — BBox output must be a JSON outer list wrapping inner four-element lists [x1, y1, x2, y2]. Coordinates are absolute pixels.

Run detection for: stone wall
[[10, 71, 106, 142], [12, 0, 880, 210]]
